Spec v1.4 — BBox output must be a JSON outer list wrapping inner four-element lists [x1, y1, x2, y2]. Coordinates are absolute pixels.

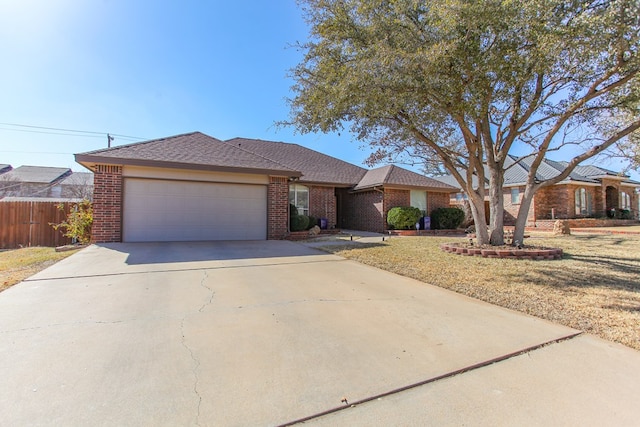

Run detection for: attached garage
[[123, 178, 267, 242]]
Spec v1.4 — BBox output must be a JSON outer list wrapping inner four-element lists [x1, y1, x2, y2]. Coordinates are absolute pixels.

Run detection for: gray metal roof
[[1, 165, 71, 183], [436, 155, 638, 190]]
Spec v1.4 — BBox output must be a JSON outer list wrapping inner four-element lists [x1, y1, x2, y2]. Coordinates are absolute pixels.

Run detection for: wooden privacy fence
[[0, 201, 74, 249]]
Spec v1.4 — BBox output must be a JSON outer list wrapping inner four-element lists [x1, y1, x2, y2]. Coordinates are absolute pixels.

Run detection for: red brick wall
[[342, 190, 385, 232], [533, 185, 573, 219], [427, 192, 452, 213], [308, 186, 337, 228], [383, 189, 410, 229], [268, 176, 289, 239], [91, 165, 122, 243]]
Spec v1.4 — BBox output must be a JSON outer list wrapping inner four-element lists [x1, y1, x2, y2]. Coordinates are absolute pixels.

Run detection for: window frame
[[510, 188, 520, 204], [289, 184, 309, 216], [574, 187, 592, 216]]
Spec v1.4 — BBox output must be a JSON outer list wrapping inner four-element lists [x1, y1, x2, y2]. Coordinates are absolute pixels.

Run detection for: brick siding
[[383, 189, 410, 221], [427, 192, 452, 213], [91, 165, 122, 243], [308, 185, 337, 228], [533, 185, 572, 220], [341, 190, 385, 232], [268, 176, 289, 239]]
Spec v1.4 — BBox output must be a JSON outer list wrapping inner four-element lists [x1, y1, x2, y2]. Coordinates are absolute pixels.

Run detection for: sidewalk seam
[[277, 331, 583, 427]]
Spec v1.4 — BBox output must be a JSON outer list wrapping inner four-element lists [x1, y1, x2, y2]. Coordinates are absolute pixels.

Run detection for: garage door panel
[[123, 179, 267, 242]]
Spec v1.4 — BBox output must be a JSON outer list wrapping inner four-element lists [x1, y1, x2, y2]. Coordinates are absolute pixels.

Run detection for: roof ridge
[[221, 139, 297, 172], [79, 131, 205, 155], [225, 137, 296, 146]]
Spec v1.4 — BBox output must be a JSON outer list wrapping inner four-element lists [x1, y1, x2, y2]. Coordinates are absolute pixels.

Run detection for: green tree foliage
[[50, 199, 93, 244], [287, 0, 640, 245], [387, 206, 421, 229], [430, 207, 465, 230]]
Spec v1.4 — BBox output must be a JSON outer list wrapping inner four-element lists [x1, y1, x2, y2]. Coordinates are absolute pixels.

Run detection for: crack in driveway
[[180, 270, 215, 426]]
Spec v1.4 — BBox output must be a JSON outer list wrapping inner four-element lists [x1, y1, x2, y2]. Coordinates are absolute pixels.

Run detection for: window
[[289, 184, 309, 216], [574, 188, 592, 215], [455, 192, 467, 202], [410, 190, 427, 215], [510, 188, 520, 204], [620, 191, 631, 210]]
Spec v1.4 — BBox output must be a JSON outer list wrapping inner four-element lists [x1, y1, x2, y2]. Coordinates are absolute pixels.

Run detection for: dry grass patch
[[318, 234, 640, 351], [0, 247, 80, 292]]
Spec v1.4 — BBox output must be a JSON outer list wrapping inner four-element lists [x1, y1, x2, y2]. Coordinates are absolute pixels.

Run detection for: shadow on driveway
[[100, 240, 331, 265]]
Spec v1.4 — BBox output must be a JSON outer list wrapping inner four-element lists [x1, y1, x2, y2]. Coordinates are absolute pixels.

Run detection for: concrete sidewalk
[[1, 241, 639, 426]]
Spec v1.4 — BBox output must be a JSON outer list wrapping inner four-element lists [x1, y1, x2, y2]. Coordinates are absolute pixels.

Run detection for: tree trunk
[[513, 184, 536, 244], [468, 192, 489, 244], [488, 168, 505, 245]]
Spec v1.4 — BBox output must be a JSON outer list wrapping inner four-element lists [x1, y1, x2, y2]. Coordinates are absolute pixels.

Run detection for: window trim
[[289, 184, 309, 216], [510, 188, 520, 204], [574, 187, 592, 216]]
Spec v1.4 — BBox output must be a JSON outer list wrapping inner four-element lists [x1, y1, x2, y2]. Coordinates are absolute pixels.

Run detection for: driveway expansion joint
[[277, 331, 584, 427]]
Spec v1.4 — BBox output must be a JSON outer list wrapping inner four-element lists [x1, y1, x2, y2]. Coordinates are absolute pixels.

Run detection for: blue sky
[[0, 0, 367, 171], [1, 0, 637, 181]]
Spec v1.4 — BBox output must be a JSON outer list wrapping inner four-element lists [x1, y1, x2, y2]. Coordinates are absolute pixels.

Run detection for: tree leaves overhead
[[287, 0, 640, 244]]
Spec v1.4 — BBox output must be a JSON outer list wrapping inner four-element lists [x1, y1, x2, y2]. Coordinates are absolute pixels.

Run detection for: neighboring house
[[58, 172, 94, 200], [437, 155, 640, 225], [0, 165, 93, 200], [0, 164, 12, 175], [75, 132, 455, 243]]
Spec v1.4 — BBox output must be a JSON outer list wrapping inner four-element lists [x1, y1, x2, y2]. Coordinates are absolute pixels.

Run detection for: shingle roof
[[354, 165, 455, 191], [76, 132, 301, 177], [226, 137, 367, 186], [58, 172, 93, 186], [75, 132, 455, 190], [0, 164, 12, 174], [1, 165, 71, 183]]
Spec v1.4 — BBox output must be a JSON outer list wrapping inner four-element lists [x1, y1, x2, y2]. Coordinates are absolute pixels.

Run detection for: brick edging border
[[440, 243, 563, 260]]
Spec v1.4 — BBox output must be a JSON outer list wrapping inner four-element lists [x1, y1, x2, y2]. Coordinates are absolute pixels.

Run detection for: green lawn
[[317, 233, 640, 351]]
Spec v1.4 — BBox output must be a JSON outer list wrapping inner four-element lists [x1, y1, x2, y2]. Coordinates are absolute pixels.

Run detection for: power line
[[0, 122, 148, 140], [0, 149, 73, 154], [0, 127, 105, 138]]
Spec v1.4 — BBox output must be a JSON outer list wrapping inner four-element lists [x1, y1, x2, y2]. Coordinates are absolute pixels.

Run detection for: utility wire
[[0, 127, 105, 138], [0, 122, 147, 140]]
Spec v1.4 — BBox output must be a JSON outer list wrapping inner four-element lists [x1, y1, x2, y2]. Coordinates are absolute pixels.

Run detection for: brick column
[[268, 176, 289, 239], [91, 165, 122, 243]]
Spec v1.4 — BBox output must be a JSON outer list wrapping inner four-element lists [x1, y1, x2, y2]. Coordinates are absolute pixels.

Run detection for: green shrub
[[290, 203, 299, 217], [430, 207, 465, 230], [291, 214, 310, 231], [50, 199, 93, 244], [387, 206, 422, 229], [307, 216, 317, 230]]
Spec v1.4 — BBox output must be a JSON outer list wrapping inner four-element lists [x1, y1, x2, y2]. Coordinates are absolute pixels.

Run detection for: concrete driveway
[[1, 241, 639, 426]]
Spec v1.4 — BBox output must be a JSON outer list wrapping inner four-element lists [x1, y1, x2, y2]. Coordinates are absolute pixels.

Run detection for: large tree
[[286, 0, 640, 245]]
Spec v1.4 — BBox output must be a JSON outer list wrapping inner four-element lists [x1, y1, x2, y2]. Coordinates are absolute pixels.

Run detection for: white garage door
[[123, 178, 267, 242]]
